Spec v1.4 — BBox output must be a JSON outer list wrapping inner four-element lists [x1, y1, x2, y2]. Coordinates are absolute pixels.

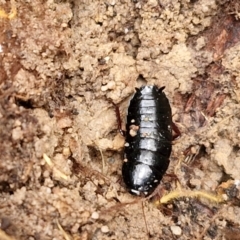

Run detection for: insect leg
[[113, 103, 125, 136], [172, 122, 181, 140]]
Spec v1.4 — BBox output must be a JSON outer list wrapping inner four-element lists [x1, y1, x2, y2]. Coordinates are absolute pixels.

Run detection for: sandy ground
[[1, 0, 240, 239]]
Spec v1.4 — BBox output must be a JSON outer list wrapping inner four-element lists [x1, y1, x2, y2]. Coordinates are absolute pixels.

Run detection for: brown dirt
[[0, 0, 240, 239]]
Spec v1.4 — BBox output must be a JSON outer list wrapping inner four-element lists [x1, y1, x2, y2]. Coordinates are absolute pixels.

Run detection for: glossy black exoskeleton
[[122, 85, 173, 196]]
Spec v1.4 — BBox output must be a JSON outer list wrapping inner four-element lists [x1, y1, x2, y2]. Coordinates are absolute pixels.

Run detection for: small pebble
[[62, 147, 71, 157], [107, 80, 116, 90], [91, 212, 99, 219], [12, 127, 23, 140], [101, 225, 109, 233], [170, 225, 182, 236], [61, 23, 68, 28], [101, 85, 108, 91], [235, 179, 240, 186], [104, 56, 110, 63]]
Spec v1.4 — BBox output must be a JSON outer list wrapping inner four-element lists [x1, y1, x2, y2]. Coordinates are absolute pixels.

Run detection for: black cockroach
[[116, 85, 179, 196]]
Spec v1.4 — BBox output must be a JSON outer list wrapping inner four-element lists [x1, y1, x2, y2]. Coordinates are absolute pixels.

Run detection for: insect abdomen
[[122, 85, 172, 196]]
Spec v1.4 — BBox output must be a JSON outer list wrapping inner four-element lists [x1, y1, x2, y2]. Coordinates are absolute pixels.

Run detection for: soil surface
[[1, 0, 240, 239]]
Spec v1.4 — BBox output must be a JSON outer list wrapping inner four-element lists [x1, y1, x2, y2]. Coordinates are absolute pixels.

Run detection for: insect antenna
[[142, 201, 151, 239]]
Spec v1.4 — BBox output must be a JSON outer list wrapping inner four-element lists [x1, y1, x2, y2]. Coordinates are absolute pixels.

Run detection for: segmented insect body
[[122, 85, 172, 196]]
